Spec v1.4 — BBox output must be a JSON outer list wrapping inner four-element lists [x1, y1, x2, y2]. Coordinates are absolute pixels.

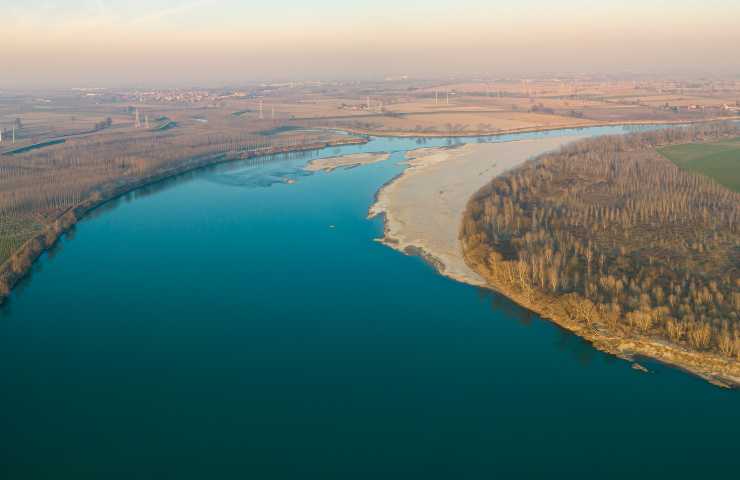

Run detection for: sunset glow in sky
[[4, 0, 739, 87]]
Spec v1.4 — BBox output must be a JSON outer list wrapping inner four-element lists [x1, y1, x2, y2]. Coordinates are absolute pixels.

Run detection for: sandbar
[[305, 152, 390, 172], [368, 137, 582, 284]]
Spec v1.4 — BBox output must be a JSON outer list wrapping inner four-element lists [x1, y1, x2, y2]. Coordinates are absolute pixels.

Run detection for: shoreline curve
[[368, 137, 581, 286], [368, 136, 740, 388]]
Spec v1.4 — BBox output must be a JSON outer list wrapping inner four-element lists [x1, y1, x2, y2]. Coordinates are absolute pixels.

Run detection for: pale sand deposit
[[305, 152, 390, 172], [368, 136, 740, 388], [368, 137, 581, 285]]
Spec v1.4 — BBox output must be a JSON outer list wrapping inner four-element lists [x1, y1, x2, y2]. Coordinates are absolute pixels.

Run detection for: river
[[0, 126, 737, 478]]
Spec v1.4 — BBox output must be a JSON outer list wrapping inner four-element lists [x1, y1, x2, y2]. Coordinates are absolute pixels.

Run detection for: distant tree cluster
[[94, 117, 113, 131], [463, 122, 740, 358], [529, 103, 555, 114]]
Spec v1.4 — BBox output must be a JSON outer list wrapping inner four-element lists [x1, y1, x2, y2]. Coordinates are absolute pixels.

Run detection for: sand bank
[[305, 152, 390, 172], [368, 137, 580, 285]]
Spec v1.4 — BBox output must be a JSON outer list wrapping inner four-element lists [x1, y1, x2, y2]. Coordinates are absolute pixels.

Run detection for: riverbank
[[368, 136, 740, 388], [368, 137, 581, 285], [334, 116, 738, 138], [0, 135, 368, 304], [460, 246, 740, 388]]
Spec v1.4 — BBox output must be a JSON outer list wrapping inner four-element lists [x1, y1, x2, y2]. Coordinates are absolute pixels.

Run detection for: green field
[[658, 137, 740, 192]]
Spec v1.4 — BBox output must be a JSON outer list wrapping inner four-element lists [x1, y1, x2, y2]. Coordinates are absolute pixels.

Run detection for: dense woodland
[[463, 123, 740, 359]]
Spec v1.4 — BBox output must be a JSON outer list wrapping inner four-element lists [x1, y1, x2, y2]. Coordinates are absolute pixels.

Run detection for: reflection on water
[[477, 285, 598, 366], [1, 123, 738, 479], [482, 285, 600, 367], [83, 148, 329, 221], [554, 328, 597, 367], [204, 165, 313, 189]]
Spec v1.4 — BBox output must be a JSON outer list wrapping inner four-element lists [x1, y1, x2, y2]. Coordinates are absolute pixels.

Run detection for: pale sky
[[3, 0, 739, 88]]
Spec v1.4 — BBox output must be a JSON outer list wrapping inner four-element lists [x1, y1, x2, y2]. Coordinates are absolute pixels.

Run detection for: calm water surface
[[1, 126, 737, 478]]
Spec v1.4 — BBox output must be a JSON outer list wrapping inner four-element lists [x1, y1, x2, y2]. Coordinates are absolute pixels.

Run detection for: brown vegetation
[[462, 123, 740, 368]]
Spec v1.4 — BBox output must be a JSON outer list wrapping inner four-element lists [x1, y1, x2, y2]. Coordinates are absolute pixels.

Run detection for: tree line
[[462, 122, 740, 358]]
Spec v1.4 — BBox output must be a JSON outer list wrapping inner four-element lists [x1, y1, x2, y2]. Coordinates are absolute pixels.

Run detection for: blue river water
[[0, 126, 737, 478]]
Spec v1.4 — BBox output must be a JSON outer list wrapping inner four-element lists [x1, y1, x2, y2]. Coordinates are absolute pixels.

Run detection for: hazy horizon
[[4, 0, 740, 88]]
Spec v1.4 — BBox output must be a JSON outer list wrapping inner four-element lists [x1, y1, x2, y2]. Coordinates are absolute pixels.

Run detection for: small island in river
[[305, 152, 390, 172]]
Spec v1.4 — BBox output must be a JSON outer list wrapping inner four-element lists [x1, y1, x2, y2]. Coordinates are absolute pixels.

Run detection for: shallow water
[[1, 126, 737, 479]]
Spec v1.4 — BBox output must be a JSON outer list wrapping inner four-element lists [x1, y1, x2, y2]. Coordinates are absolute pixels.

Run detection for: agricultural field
[[659, 137, 740, 192]]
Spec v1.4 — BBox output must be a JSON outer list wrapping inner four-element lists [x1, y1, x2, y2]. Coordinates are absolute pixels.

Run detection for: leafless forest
[[463, 123, 740, 358]]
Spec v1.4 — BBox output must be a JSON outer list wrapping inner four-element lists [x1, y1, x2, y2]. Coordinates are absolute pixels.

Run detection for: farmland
[[0, 77, 739, 300], [659, 136, 740, 192]]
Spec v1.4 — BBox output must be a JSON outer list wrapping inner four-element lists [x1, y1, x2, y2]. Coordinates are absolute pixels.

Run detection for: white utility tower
[[259, 101, 264, 120], [435, 90, 438, 105]]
